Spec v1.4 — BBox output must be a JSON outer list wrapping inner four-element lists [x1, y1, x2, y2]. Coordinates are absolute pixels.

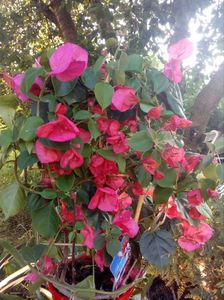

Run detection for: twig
[[134, 194, 145, 222]]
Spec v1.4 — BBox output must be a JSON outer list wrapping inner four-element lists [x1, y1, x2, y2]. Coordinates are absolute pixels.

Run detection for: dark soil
[[57, 257, 114, 291]]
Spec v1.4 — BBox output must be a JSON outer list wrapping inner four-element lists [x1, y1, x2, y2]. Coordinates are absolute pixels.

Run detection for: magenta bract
[[35, 140, 62, 163], [49, 43, 88, 82], [111, 86, 139, 112], [5, 73, 43, 102], [112, 210, 139, 238], [178, 222, 214, 252], [36, 114, 80, 142], [60, 148, 84, 169], [168, 38, 194, 61], [88, 187, 118, 212]]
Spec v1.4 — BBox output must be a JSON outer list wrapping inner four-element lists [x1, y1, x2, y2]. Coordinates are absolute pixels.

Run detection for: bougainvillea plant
[[0, 38, 223, 299]]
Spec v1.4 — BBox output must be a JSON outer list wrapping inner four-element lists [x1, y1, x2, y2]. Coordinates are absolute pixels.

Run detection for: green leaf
[[196, 202, 212, 219], [97, 149, 126, 173], [126, 78, 141, 91], [136, 166, 152, 187], [214, 136, 224, 154], [40, 93, 56, 103], [139, 103, 154, 113], [113, 69, 125, 85], [200, 154, 214, 169], [74, 110, 91, 121], [111, 225, 122, 237], [74, 221, 85, 230], [40, 189, 57, 199], [155, 164, 177, 188], [17, 151, 38, 169], [0, 94, 19, 126], [140, 230, 176, 268], [126, 54, 143, 72], [119, 52, 129, 71], [76, 233, 85, 244], [165, 92, 186, 118], [155, 131, 173, 148], [63, 82, 87, 104], [153, 186, 173, 204], [94, 235, 105, 250], [106, 239, 120, 257], [74, 275, 95, 300], [0, 94, 19, 109], [21, 67, 45, 100], [0, 128, 13, 150], [52, 77, 77, 97], [101, 220, 110, 231], [56, 175, 75, 192], [19, 116, 44, 141], [0, 182, 26, 219], [0, 239, 26, 267], [94, 82, 113, 109], [82, 144, 92, 159], [93, 56, 106, 72], [202, 164, 218, 181], [32, 202, 59, 238], [216, 164, 224, 183], [27, 193, 47, 213], [147, 69, 170, 94], [20, 245, 46, 263], [128, 130, 153, 152], [76, 189, 89, 204], [88, 119, 100, 140], [25, 141, 34, 154], [82, 67, 97, 90]]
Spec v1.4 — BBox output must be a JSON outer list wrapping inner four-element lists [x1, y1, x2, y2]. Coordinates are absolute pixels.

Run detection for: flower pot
[[47, 256, 134, 300]]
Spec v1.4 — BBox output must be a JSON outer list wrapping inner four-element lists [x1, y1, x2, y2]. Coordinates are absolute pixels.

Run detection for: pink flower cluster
[[6, 39, 219, 276], [3, 73, 43, 102], [88, 154, 138, 236], [147, 106, 192, 131], [166, 194, 214, 252], [4, 42, 88, 102], [35, 105, 88, 171], [164, 38, 193, 83]]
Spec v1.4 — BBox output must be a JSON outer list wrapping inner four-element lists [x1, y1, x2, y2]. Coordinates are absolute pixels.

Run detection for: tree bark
[[33, 0, 77, 43], [50, 0, 77, 42], [185, 63, 224, 149], [32, 0, 59, 26]]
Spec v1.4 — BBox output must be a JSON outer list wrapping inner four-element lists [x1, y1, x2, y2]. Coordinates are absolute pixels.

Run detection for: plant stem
[[92, 250, 95, 288], [134, 194, 145, 222], [71, 236, 76, 284], [14, 155, 40, 195], [60, 230, 69, 282], [71, 193, 77, 284], [36, 100, 40, 117]]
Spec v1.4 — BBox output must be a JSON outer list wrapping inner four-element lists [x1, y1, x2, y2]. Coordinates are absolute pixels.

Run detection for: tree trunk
[[185, 64, 224, 149], [32, 0, 77, 42], [50, 0, 77, 43]]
